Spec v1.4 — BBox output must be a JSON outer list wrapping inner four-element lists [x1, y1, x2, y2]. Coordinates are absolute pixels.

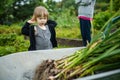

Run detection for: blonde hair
[[33, 6, 49, 20]]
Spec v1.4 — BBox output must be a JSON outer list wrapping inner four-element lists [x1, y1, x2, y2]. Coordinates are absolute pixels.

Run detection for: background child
[[75, 0, 96, 46], [21, 6, 57, 51]]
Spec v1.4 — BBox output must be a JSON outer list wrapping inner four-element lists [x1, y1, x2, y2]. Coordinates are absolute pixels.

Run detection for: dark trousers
[[79, 18, 91, 46]]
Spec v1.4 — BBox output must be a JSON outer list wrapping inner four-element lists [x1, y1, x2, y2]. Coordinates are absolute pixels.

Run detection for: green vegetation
[[0, 24, 29, 56], [93, 11, 113, 30], [0, 33, 29, 56], [49, 11, 120, 79], [56, 27, 81, 39]]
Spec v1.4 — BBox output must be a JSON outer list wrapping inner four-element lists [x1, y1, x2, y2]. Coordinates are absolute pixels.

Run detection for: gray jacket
[[75, 0, 96, 18]]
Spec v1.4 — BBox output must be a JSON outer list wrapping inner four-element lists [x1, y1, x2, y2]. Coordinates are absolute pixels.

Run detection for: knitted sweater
[[75, 0, 96, 18]]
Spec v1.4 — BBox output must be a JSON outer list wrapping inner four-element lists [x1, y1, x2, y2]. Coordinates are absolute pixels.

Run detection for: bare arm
[[21, 15, 36, 36], [27, 15, 36, 24], [80, 2, 91, 6], [75, 0, 92, 6], [75, 0, 82, 4]]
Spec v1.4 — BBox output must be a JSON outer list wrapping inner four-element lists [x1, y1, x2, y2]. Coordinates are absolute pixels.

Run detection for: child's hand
[[27, 15, 36, 24]]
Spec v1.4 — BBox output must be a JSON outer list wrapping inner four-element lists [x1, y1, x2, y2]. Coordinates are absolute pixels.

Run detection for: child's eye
[[39, 18, 46, 19], [39, 18, 42, 19]]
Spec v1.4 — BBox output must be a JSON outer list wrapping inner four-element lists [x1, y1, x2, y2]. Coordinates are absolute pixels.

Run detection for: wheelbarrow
[[0, 47, 84, 80], [0, 47, 120, 80]]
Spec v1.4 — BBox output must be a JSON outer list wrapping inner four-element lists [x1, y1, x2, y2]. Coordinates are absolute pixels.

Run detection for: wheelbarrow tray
[[0, 47, 120, 80]]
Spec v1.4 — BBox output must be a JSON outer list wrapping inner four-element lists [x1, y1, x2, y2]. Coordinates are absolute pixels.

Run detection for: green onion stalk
[[49, 11, 120, 80]]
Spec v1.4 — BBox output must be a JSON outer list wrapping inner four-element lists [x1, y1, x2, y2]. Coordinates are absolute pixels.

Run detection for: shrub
[[0, 46, 16, 57], [0, 33, 29, 56], [93, 11, 112, 30], [0, 25, 21, 35], [0, 33, 16, 46], [113, 0, 120, 11]]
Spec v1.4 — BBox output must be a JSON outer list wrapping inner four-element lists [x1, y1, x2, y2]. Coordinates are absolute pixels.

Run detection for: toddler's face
[[36, 17, 47, 26]]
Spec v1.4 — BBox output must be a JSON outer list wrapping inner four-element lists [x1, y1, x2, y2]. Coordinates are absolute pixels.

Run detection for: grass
[[56, 27, 81, 39]]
